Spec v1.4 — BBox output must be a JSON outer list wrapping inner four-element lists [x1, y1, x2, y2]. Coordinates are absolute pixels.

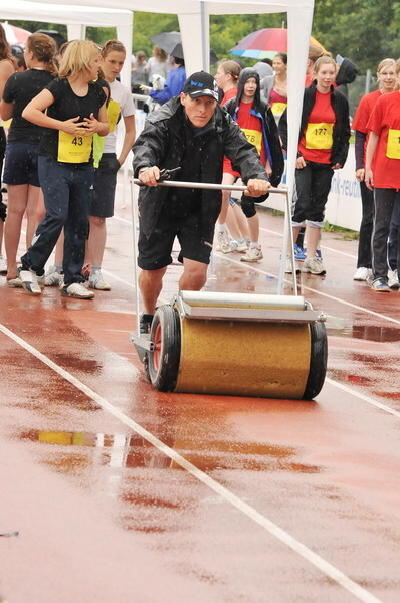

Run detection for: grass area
[[323, 222, 359, 240]]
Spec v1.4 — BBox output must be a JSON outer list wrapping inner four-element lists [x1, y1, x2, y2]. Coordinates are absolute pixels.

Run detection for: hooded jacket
[[279, 81, 350, 167], [133, 96, 268, 241], [224, 68, 284, 187]]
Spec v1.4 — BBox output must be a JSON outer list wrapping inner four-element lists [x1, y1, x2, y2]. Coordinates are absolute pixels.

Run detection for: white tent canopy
[[1, 0, 133, 86]]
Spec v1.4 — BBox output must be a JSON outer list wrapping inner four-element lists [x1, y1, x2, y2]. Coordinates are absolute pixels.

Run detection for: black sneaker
[[140, 313, 154, 334]]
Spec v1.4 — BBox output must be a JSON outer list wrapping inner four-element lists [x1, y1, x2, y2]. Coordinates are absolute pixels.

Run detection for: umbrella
[[151, 31, 218, 64], [229, 28, 326, 60], [0, 22, 31, 47], [151, 31, 181, 55]]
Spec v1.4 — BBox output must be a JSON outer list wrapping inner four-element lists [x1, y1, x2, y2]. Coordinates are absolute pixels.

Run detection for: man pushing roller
[[133, 71, 270, 333]]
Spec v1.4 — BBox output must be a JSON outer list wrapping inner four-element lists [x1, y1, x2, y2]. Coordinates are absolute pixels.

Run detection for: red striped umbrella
[[229, 28, 325, 60]]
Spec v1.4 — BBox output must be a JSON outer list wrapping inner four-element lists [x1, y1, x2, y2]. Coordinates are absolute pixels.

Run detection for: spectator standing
[[18, 39, 108, 299], [214, 59, 240, 106], [269, 52, 287, 124], [146, 46, 168, 83], [0, 33, 57, 288], [85, 39, 136, 291], [280, 55, 350, 275], [147, 55, 186, 106], [221, 68, 284, 262], [0, 24, 15, 275], [352, 58, 397, 282], [365, 60, 400, 292], [214, 59, 251, 251]]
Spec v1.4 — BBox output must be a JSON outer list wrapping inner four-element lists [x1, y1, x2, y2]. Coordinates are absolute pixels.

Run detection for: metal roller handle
[[131, 177, 297, 296], [132, 178, 286, 194]]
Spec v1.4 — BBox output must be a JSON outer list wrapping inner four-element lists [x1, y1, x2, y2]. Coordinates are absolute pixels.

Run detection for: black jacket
[[224, 96, 284, 188], [133, 97, 268, 241], [279, 83, 351, 167]]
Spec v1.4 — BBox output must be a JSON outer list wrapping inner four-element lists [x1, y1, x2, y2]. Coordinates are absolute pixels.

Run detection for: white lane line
[[0, 322, 382, 603], [325, 378, 400, 419], [260, 225, 358, 259]]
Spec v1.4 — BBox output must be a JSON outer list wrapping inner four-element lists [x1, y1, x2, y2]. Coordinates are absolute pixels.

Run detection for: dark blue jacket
[[150, 66, 186, 105]]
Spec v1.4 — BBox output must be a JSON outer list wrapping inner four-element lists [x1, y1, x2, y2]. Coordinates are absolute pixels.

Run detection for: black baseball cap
[[183, 71, 219, 101]]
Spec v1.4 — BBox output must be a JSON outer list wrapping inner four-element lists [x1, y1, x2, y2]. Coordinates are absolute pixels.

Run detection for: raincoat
[[133, 96, 268, 242]]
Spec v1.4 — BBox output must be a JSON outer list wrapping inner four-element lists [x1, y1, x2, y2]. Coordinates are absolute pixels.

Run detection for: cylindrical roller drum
[[175, 318, 311, 399], [146, 300, 327, 400]]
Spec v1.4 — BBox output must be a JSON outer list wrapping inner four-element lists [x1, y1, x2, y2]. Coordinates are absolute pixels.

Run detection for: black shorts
[[138, 207, 214, 270], [90, 153, 120, 218], [3, 142, 40, 187]]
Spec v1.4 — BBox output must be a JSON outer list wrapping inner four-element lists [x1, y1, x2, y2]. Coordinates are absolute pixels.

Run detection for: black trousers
[[21, 156, 93, 286], [372, 188, 400, 279], [388, 197, 400, 270], [292, 162, 334, 227], [357, 181, 374, 268]]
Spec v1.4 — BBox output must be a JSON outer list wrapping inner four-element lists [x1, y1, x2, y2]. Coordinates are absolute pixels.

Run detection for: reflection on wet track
[[1, 202, 400, 602]]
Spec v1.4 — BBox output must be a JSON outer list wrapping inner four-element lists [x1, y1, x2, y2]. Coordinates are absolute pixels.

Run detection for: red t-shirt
[[221, 87, 237, 107], [269, 88, 287, 120], [366, 90, 400, 188], [352, 89, 382, 167], [223, 101, 265, 176], [298, 89, 335, 164]]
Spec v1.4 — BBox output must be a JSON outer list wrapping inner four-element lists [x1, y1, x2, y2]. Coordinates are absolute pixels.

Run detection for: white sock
[[218, 224, 226, 232], [250, 241, 259, 249]]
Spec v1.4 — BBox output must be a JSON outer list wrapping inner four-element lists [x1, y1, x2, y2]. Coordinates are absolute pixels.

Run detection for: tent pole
[[200, 1, 209, 72]]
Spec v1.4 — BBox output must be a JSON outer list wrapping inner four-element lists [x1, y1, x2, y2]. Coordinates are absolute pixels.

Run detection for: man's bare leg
[[139, 267, 167, 314], [180, 258, 208, 291]]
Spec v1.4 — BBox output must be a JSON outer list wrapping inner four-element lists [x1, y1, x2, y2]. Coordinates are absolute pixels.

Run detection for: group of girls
[[214, 51, 351, 276], [353, 58, 400, 291], [0, 27, 135, 299]]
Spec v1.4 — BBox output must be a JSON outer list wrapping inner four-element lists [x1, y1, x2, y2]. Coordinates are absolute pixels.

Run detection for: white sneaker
[[303, 257, 326, 275], [216, 230, 232, 253], [88, 270, 111, 290], [240, 246, 263, 262], [61, 282, 94, 299], [388, 269, 400, 289], [353, 267, 372, 281], [235, 239, 249, 253], [44, 266, 64, 287], [7, 276, 22, 288], [285, 256, 301, 274], [0, 255, 7, 274], [18, 268, 42, 295]]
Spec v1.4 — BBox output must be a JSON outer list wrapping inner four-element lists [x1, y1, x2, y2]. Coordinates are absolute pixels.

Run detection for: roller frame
[[129, 177, 328, 399]]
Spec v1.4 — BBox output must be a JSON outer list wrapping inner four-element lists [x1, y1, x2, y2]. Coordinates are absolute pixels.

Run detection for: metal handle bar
[[132, 178, 287, 195]]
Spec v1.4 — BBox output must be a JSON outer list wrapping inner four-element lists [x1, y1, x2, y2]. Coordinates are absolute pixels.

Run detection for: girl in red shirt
[[280, 55, 350, 275], [269, 52, 287, 124], [365, 59, 400, 292], [214, 59, 240, 107], [352, 58, 397, 282]]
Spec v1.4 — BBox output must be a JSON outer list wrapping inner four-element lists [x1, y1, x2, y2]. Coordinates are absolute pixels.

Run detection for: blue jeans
[[21, 156, 94, 286]]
